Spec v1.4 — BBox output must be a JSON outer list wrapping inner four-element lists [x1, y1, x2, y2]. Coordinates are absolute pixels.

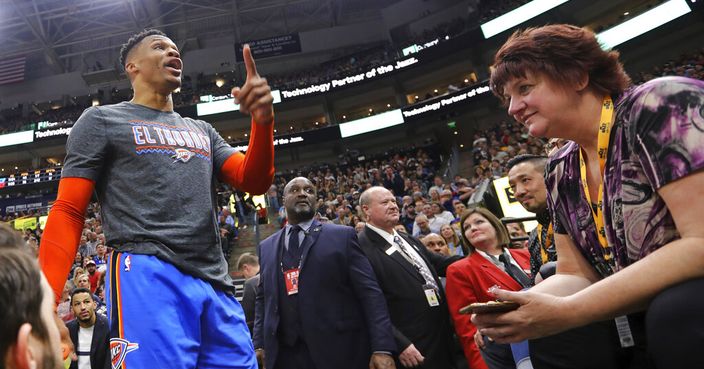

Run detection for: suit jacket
[[253, 220, 396, 369], [242, 274, 259, 335], [445, 249, 531, 369], [68, 313, 111, 369], [358, 226, 462, 369]]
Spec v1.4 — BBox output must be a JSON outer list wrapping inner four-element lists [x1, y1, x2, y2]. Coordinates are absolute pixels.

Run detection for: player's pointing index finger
[[243, 44, 258, 78]]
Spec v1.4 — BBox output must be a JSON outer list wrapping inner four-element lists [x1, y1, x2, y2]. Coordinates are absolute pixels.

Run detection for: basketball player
[[39, 29, 275, 368]]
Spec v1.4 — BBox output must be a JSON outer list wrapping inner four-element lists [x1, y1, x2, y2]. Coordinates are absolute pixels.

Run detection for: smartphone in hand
[[459, 301, 520, 314]]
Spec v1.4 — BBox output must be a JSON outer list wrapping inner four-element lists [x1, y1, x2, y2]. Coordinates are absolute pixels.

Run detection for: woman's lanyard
[[578, 96, 614, 261]]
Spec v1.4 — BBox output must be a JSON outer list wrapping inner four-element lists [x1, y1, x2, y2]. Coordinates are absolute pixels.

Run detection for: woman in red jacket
[[446, 207, 530, 369]]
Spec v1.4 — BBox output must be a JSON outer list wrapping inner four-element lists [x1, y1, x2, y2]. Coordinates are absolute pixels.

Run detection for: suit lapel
[[364, 227, 424, 283], [470, 252, 522, 290], [299, 220, 322, 271], [90, 316, 102, 358], [266, 229, 286, 308]]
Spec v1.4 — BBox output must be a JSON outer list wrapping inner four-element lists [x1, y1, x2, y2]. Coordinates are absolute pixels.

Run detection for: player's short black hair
[[119, 29, 168, 69], [506, 154, 548, 172]]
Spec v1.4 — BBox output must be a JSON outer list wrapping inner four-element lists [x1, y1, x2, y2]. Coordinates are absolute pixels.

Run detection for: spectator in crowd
[[254, 177, 396, 369], [439, 190, 454, 213], [474, 24, 704, 369], [452, 201, 467, 222], [85, 232, 99, 251], [383, 166, 405, 196], [440, 224, 466, 256], [393, 224, 408, 234], [505, 223, 528, 249], [455, 179, 475, 203], [69, 253, 83, 281], [420, 233, 450, 256], [507, 154, 557, 283], [92, 244, 108, 273], [73, 272, 88, 290], [445, 207, 531, 369], [412, 214, 432, 238], [359, 186, 462, 369], [77, 236, 94, 258], [400, 203, 417, 232], [418, 203, 450, 234], [84, 260, 100, 294], [67, 288, 110, 369], [431, 202, 454, 224], [267, 184, 280, 213], [428, 176, 445, 196], [237, 252, 260, 335]]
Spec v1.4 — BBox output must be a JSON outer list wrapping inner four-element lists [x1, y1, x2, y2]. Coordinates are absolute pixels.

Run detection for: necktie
[[499, 253, 532, 289], [393, 235, 439, 291], [288, 225, 302, 256]]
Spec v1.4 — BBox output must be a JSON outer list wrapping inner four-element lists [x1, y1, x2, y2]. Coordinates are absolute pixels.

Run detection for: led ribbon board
[[480, 0, 570, 39], [596, 0, 692, 49]]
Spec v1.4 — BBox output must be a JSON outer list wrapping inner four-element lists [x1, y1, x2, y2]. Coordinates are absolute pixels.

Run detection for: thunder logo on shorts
[[130, 120, 211, 163]]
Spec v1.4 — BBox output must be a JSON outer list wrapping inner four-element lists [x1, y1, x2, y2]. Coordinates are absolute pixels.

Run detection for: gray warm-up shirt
[[62, 101, 238, 291]]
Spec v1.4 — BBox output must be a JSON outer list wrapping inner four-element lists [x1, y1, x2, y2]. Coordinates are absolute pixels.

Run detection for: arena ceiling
[[0, 0, 400, 73]]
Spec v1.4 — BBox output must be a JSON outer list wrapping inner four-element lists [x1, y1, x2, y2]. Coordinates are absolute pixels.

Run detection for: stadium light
[[596, 0, 691, 49], [480, 0, 570, 39]]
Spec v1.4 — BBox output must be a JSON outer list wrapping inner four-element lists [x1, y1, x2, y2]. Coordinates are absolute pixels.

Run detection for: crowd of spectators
[[633, 48, 704, 83], [477, 0, 531, 24]]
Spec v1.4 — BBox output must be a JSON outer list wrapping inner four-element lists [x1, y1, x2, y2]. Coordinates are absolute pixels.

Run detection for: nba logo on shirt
[[124, 255, 131, 272], [171, 148, 194, 163]]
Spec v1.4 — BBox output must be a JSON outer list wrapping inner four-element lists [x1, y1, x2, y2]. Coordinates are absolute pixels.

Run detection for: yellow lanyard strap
[[578, 96, 614, 260], [536, 223, 553, 264]]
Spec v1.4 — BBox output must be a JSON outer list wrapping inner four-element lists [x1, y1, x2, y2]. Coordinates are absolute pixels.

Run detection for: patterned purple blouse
[[545, 77, 704, 277]]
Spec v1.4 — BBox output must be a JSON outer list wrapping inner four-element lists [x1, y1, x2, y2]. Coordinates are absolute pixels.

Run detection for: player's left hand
[[369, 353, 396, 369], [232, 44, 274, 125]]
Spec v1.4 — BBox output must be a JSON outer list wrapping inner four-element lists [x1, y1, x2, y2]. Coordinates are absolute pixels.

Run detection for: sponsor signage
[[235, 34, 302, 61], [401, 81, 492, 119], [13, 216, 38, 230], [35, 126, 72, 139], [279, 57, 420, 100], [231, 126, 341, 152], [1, 194, 55, 216], [34, 119, 74, 140]]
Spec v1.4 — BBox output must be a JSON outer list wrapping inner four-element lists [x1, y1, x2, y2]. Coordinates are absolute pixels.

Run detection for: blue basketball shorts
[[105, 251, 256, 369]]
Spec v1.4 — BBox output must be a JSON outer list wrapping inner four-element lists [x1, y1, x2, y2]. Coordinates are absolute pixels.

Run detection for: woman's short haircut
[[491, 24, 631, 104]]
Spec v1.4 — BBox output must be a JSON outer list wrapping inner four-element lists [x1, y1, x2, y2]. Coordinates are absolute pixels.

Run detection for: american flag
[[0, 56, 26, 85]]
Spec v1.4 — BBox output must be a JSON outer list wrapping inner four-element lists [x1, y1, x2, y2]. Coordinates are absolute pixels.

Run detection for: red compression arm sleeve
[[219, 118, 275, 195], [38, 177, 94, 303]]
